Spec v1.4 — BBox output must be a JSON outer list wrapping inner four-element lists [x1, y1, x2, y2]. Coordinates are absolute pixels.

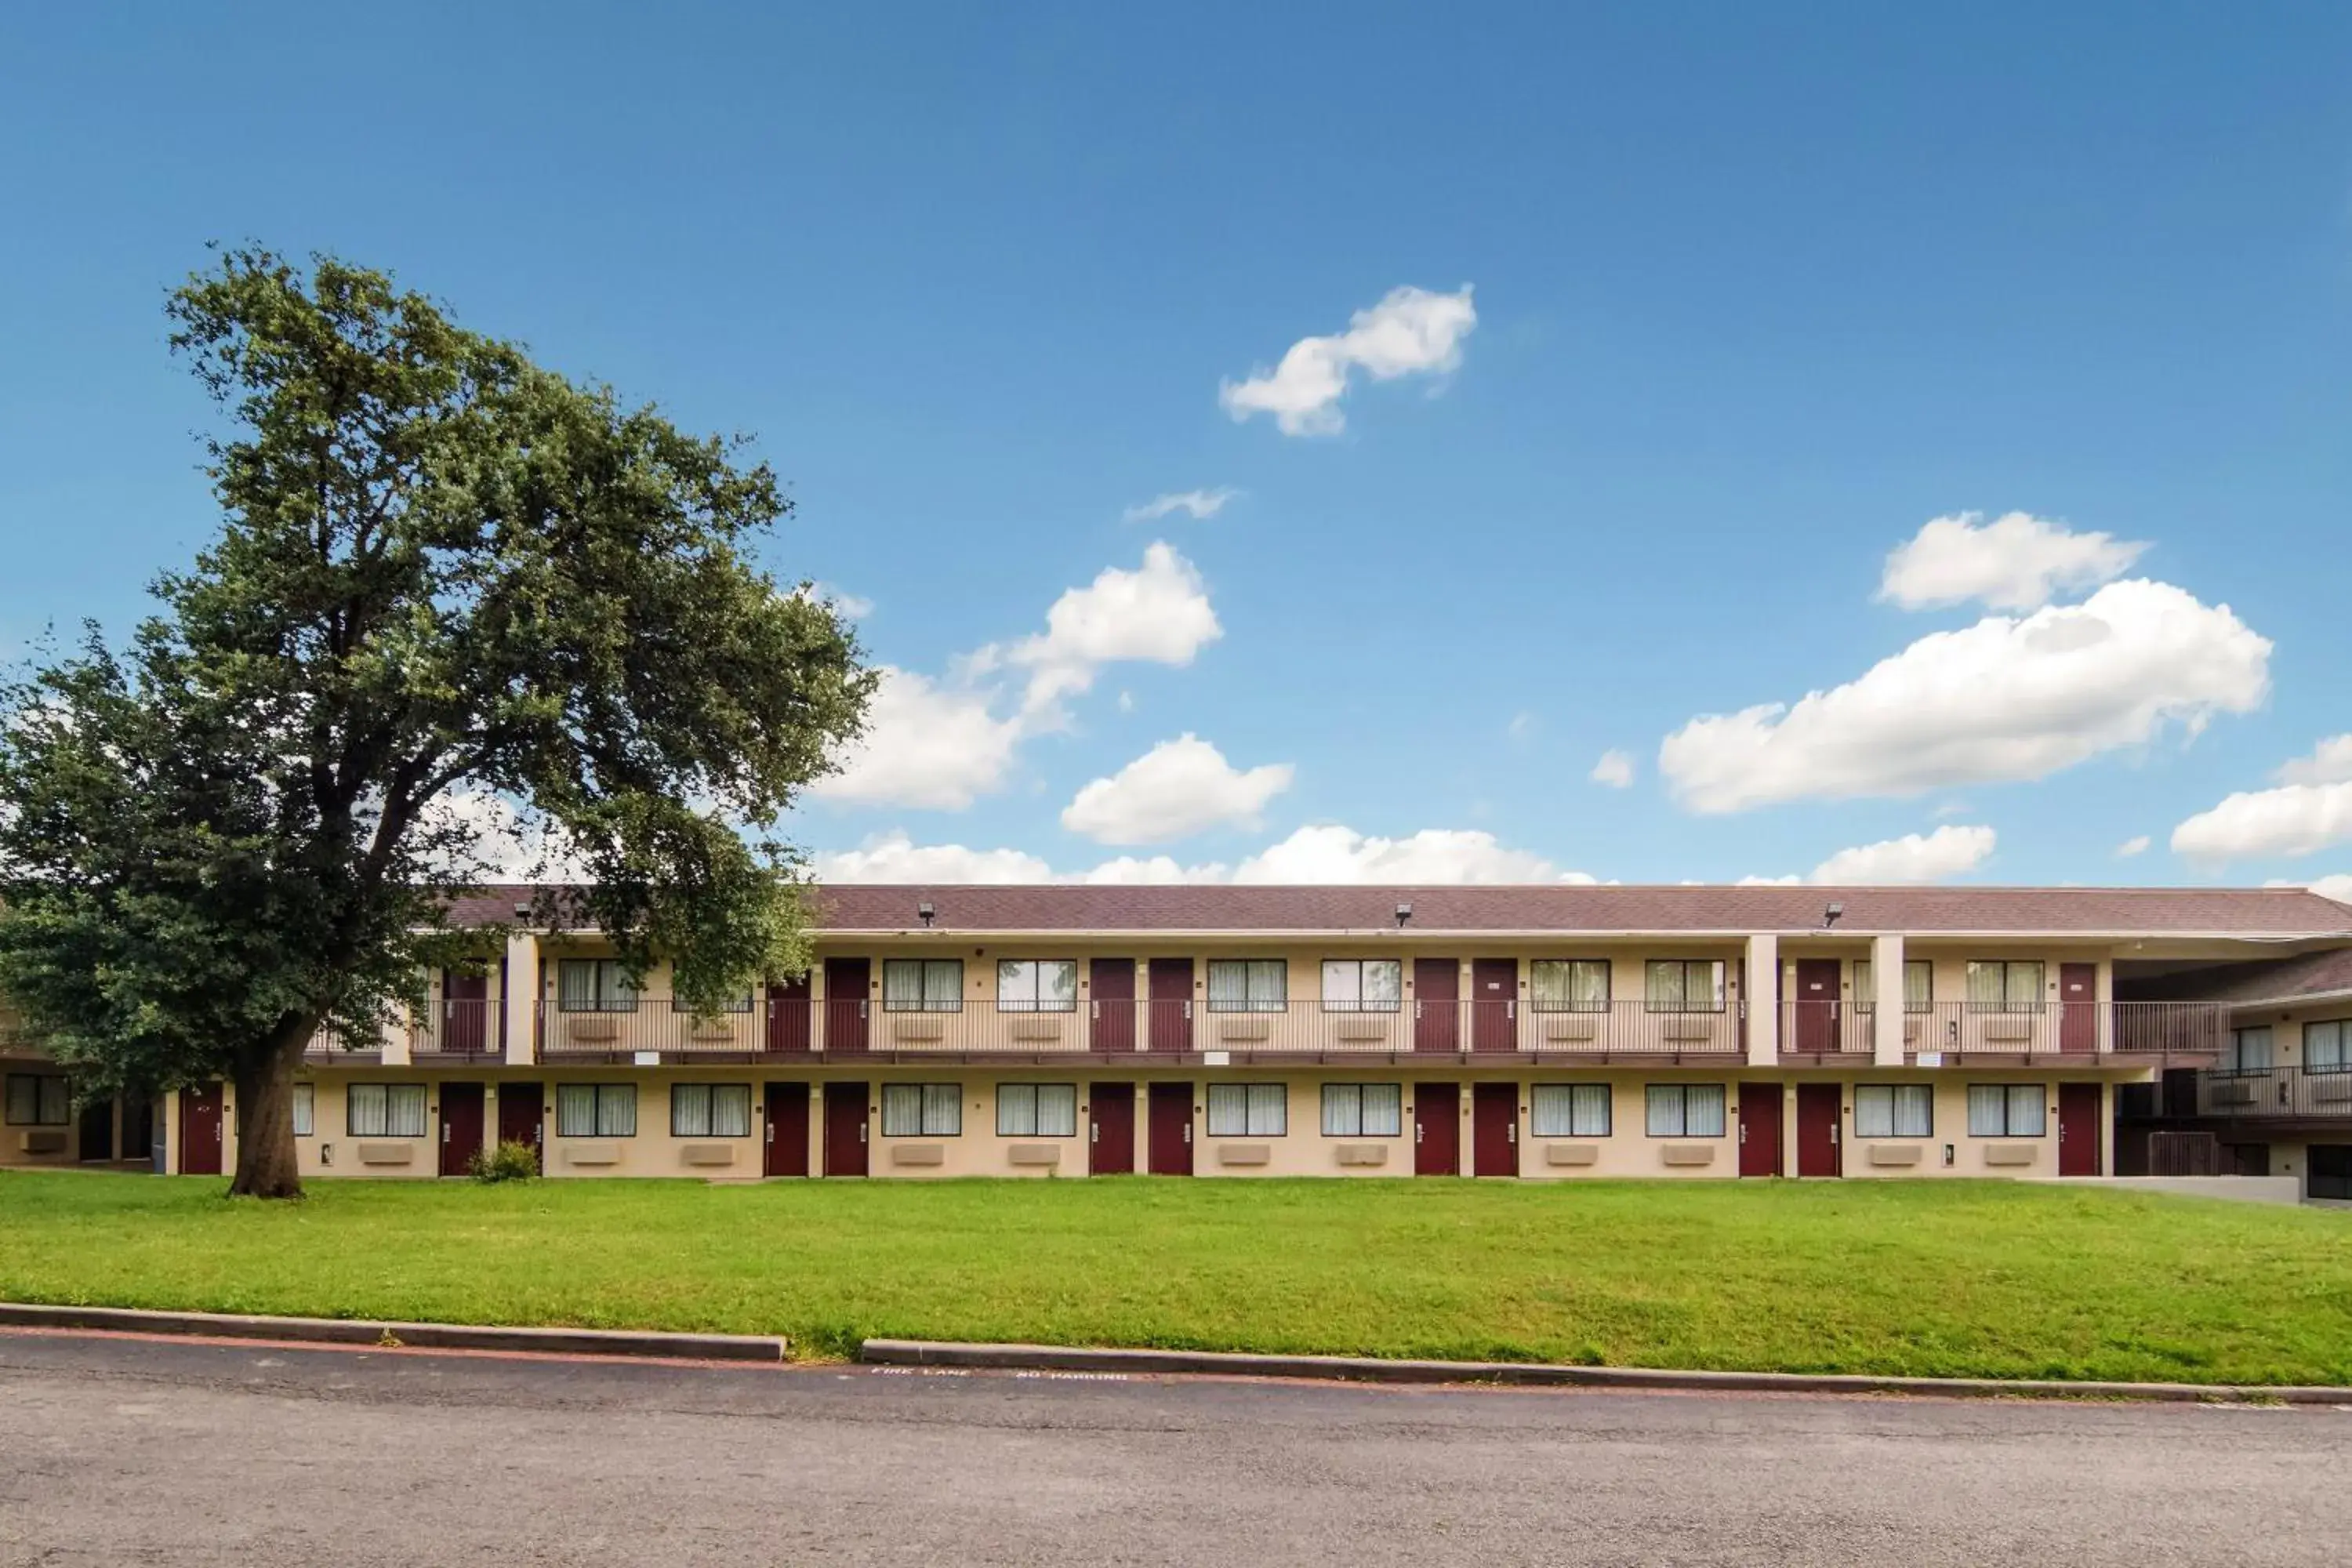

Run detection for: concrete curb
[[859, 1338, 2352, 1405], [0, 1302, 786, 1363]]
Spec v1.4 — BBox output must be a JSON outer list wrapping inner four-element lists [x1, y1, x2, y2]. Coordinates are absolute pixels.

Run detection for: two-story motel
[[7, 884, 2352, 1195]]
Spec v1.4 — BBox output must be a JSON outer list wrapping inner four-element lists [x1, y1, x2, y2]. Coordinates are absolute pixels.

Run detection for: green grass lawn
[[2, 1171, 2347, 1384]]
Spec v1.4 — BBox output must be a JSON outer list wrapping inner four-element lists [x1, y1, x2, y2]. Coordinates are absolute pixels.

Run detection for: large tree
[[0, 249, 871, 1197]]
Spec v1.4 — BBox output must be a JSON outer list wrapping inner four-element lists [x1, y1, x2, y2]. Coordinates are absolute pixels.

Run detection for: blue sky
[[5, 2, 2352, 889]]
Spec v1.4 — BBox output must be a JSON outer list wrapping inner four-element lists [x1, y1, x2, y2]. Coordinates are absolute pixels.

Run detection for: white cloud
[[1229, 825, 1593, 885], [809, 831, 1053, 884], [1810, 825, 1997, 884], [419, 788, 593, 882], [1060, 735, 1295, 845], [806, 666, 1024, 811], [1589, 749, 1635, 788], [2275, 735, 2352, 786], [811, 822, 1588, 886], [989, 542, 1222, 717], [797, 582, 873, 620], [1219, 285, 1477, 437], [1737, 874, 1805, 887], [2295, 874, 2352, 906], [1878, 512, 2148, 612], [1123, 488, 1239, 524], [2116, 834, 2151, 858], [2172, 780, 2352, 862], [1506, 711, 1537, 742], [1660, 580, 2270, 813], [1116, 690, 1136, 713]]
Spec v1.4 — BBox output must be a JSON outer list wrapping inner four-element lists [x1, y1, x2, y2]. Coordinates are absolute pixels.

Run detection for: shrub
[[469, 1140, 539, 1183]]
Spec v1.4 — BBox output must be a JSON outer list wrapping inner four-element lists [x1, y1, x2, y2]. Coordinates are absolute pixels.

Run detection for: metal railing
[[538, 997, 764, 1059], [1779, 1000, 2227, 1061], [736, 997, 1745, 1061], [2188, 1065, 2352, 1120], [409, 998, 503, 1060]]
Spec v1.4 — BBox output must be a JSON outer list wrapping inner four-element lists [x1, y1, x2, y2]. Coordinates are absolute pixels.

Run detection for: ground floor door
[[180, 1082, 223, 1176], [1737, 1082, 1783, 1177], [2057, 1083, 2102, 1175], [1795, 1083, 1840, 1177], [823, 1083, 869, 1176], [2311, 1145, 2352, 1201], [78, 1097, 113, 1162], [122, 1087, 153, 1167], [1090, 1083, 1135, 1174], [438, 1083, 485, 1177], [1146, 1082, 1192, 1174], [497, 1082, 544, 1171], [764, 1083, 810, 1177], [1471, 1083, 1517, 1174], [1415, 1082, 1460, 1175]]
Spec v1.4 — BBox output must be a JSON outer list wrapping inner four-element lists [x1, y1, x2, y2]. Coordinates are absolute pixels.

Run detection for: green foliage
[[0, 249, 872, 1191], [2, 1174, 2348, 1386], [468, 1141, 540, 1184]]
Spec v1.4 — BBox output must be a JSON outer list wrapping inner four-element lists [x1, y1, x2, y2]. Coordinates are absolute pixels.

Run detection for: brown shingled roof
[[443, 882, 2352, 936]]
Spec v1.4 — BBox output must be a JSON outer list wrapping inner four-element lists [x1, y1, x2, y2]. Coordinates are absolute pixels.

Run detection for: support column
[[808, 957, 826, 1054], [1744, 934, 1778, 1066], [1872, 933, 1905, 1066], [502, 930, 539, 1065]]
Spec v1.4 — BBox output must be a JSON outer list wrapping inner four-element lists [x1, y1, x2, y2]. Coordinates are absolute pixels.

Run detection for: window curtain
[[880, 1083, 921, 1136], [292, 1083, 314, 1138], [2228, 1027, 2274, 1073], [1528, 960, 1609, 1012], [594, 1085, 636, 1138], [2305, 1021, 2347, 1073], [557, 1083, 596, 1137], [1532, 1083, 1610, 1138], [1034, 1084, 1076, 1137]]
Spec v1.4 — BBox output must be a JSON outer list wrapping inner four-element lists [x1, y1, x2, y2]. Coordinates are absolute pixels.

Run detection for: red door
[[443, 969, 489, 1054], [1148, 959, 1192, 1054], [1471, 1083, 1517, 1175], [2059, 964, 2097, 1053], [1414, 959, 1459, 1053], [1791, 960, 1840, 1054], [180, 1082, 223, 1176], [1795, 1083, 1841, 1177], [764, 1083, 810, 1177], [2058, 1083, 2101, 1175], [824, 959, 870, 1054], [497, 1082, 544, 1171], [1091, 959, 1136, 1053], [1737, 1082, 1783, 1177], [766, 975, 811, 1054], [438, 1083, 485, 1176], [1090, 1083, 1135, 1174], [1471, 959, 1517, 1052], [822, 1082, 868, 1176], [1146, 1082, 1192, 1174], [1414, 1083, 1460, 1175]]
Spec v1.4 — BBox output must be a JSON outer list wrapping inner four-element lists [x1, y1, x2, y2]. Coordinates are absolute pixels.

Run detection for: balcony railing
[[2187, 1066, 2352, 1120], [1778, 1000, 2227, 1062], [410, 997, 503, 1061], [539, 998, 764, 1059]]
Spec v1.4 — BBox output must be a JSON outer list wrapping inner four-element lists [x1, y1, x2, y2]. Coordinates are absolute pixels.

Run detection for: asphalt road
[[2, 1331, 2349, 1566]]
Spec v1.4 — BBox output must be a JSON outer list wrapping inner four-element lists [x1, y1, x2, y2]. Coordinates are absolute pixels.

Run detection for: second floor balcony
[[1774, 1000, 2227, 1064]]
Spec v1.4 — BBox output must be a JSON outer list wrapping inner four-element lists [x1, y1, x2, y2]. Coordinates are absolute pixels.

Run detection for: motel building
[[6, 884, 2352, 1198]]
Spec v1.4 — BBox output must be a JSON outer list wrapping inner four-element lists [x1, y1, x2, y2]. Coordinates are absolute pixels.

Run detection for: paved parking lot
[[2, 1330, 2348, 1566]]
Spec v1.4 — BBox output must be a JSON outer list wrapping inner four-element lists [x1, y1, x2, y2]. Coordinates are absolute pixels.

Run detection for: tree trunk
[[228, 1020, 312, 1199]]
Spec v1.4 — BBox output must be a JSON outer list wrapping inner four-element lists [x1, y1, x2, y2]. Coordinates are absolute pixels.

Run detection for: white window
[[881, 1083, 961, 1137], [1853, 960, 1934, 1013], [557, 959, 639, 1013], [1854, 1083, 1934, 1138], [1530, 1083, 1612, 1138], [1965, 960, 2045, 1013], [996, 961, 1078, 1013], [1966, 1084, 2045, 1138], [347, 1083, 427, 1138], [996, 1083, 1078, 1137], [2304, 1020, 2350, 1074], [1644, 1083, 1725, 1138], [1206, 1083, 1287, 1136], [4, 1074, 69, 1127], [1645, 960, 1725, 1013], [883, 959, 964, 1013], [2223, 1026, 2274, 1073], [1319, 960, 1403, 1013], [292, 1082, 314, 1138], [1319, 1083, 1403, 1137], [1530, 960, 1610, 1013], [670, 1083, 753, 1138], [1207, 960, 1287, 1013], [556, 1083, 637, 1137]]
